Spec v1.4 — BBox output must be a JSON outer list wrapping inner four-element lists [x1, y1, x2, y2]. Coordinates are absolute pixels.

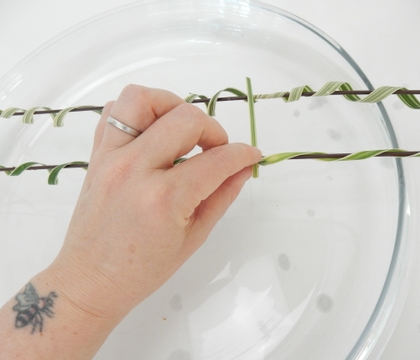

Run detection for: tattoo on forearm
[[13, 283, 57, 334]]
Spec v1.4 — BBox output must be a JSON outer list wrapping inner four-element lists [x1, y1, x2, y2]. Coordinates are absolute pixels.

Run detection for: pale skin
[[0, 85, 262, 359]]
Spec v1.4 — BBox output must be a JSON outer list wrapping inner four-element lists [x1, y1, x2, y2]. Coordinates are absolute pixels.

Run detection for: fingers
[[169, 143, 262, 219], [101, 85, 184, 150], [130, 103, 228, 169], [91, 101, 114, 155], [94, 84, 261, 233]]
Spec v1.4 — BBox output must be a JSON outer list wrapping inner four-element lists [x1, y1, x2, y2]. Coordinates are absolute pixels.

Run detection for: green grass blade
[[48, 161, 88, 185], [207, 87, 247, 116], [9, 162, 46, 176], [246, 77, 259, 178]]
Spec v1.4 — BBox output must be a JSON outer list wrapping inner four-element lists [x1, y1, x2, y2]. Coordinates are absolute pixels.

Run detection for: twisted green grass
[[1, 81, 420, 184], [259, 149, 420, 165], [0, 161, 88, 185], [2, 81, 417, 126], [0, 106, 102, 126], [185, 81, 420, 113], [2, 149, 419, 184]]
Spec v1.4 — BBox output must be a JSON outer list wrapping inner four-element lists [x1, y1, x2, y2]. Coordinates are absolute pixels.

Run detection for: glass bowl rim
[[0, 1, 409, 358]]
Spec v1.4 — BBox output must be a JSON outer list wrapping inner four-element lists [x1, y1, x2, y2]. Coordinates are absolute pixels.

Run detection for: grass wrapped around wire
[[1, 79, 420, 184]]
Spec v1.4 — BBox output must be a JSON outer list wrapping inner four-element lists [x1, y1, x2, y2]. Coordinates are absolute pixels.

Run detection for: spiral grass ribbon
[[185, 81, 420, 111], [0, 161, 88, 184], [0, 106, 102, 126], [259, 149, 420, 165], [1, 80, 420, 184], [1, 82, 419, 126], [1, 149, 420, 184]]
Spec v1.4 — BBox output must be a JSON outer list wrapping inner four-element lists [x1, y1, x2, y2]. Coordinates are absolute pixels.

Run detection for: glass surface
[[0, 1, 409, 359]]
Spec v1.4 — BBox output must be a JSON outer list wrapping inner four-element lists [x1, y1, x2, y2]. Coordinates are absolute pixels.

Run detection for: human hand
[[52, 84, 262, 321]]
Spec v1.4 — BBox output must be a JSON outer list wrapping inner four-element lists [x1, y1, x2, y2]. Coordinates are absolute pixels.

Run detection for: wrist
[[45, 255, 132, 326]]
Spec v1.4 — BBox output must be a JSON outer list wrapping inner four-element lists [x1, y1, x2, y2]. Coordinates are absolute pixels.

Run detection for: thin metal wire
[[6, 89, 420, 116], [1, 151, 419, 173]]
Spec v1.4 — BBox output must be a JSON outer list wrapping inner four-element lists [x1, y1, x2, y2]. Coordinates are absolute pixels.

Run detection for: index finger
[[128, 103, 228, 169], [169, 143, 262, 213]]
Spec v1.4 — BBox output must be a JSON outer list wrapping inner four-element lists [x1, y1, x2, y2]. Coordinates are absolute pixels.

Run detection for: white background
[[1, 0, 420, 358]]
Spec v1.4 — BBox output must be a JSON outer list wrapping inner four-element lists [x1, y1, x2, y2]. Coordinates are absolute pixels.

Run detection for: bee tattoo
[[13, 283, 57, 334]]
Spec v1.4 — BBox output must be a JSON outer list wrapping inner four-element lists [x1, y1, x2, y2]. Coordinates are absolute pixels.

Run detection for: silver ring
[[107, 116, 142, 137]]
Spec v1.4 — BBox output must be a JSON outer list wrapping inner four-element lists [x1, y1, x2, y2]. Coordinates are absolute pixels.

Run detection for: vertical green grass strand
[[246, 77, 259, 178]]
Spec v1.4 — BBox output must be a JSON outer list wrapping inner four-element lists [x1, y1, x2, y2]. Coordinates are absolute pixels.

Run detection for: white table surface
[[1, 0, 419, 358]]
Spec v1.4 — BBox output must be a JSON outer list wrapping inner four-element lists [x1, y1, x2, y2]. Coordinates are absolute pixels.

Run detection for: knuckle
[[172, 104, 228, 147], [172, 103, 209, 136], [175, 103, 205, 121], [98, 101, 115, 122], [120, 84, 149, 102], [207, 145, 233, 172], [103, 100, 115, 112]]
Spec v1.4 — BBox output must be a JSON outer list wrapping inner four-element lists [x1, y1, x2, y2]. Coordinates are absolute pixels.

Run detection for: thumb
[[184, 166, 252, 254]]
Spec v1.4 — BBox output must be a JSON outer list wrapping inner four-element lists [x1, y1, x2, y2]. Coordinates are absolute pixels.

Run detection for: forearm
[[0, 262, 122, 360]]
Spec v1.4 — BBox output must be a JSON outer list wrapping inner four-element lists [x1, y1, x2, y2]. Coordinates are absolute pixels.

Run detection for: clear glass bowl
[[0, 1, 410, 359]]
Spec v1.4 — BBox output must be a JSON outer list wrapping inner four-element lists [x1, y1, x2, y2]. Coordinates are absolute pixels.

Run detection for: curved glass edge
[[0, 1, 155, 88], [0, 1, 414, 358], [249, 1, 412, 358]]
